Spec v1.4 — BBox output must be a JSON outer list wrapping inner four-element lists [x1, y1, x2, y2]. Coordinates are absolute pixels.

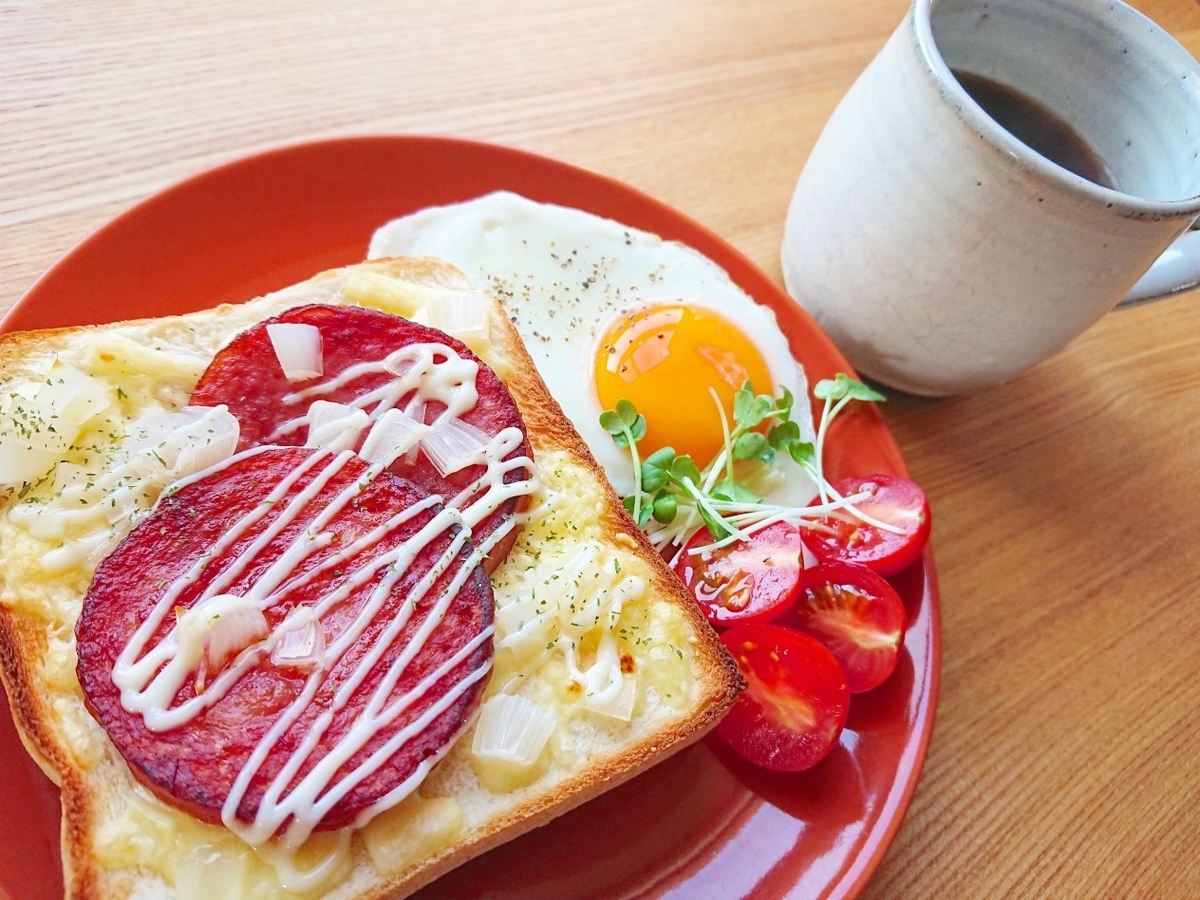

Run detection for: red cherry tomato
[[781, 561, 907, 693], [672, 522, 803, 628], [801, 473, 931, 576], [716, 623, 849, 772]]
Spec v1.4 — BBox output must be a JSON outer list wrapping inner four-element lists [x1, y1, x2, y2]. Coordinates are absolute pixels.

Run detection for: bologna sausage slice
[[75, 445, 493, 838], [190, 304, 534, 571]]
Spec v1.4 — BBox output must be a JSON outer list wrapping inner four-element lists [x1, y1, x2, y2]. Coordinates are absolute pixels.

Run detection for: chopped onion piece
[[267, 322, 324, 382], [270, 608, 326, 670], [359, 408, 432, 468], [583, 673, 637, 722], [33, 369, 112, 443], [401, 401, 426, 464], [175, 594, 268, 677], [0, 442, 60, 489], [471, 693, 556, 767], [124, 405, 241, 474], [432, 291, 489, 340], [167, 406, 241, 475], [421, 415, 492, 476], [305, 400, 369, 452], [494, 595, 548, 645], [0, 364, 111, 488], [565, 630, 634, 721]]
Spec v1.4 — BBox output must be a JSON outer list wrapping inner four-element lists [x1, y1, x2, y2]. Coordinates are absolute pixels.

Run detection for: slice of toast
[[0, 257, 742, 899]]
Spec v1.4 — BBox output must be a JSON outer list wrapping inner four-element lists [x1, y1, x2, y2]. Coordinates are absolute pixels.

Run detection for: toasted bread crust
[[0, 257, 742, 899]]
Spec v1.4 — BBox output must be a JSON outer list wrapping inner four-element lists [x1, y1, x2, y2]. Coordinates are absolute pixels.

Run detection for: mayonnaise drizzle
[[10, 404, 240, 574], [107, 338, 538, 892], [267, 341, 479, 443]]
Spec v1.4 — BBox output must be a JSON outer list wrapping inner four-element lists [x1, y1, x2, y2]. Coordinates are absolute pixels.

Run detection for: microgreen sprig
[[601, 374, 886, 552], [598, 399, 648, 525], [811, 373, 886, 501]]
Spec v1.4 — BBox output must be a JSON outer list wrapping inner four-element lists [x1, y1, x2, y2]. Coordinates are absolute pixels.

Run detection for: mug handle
[[1120, 224, 1200, 306]]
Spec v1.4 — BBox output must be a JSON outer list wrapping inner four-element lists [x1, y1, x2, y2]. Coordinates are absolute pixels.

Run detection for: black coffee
[[952, 69, 1116, 189]]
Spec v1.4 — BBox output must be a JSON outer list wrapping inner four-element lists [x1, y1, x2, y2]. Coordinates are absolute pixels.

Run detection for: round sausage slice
[[190, 304, 534, 571], [76, 445, 493, 836]]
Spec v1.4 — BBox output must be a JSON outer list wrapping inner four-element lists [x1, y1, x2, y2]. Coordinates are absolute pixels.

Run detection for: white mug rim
[[911, 0, 1200, 219]]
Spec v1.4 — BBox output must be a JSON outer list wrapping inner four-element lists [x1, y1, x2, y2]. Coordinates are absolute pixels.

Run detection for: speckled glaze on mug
[[781, 0, 1200, 396]]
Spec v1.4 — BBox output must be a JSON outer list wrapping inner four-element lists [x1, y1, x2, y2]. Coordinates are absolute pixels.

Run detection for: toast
[[0, 258, 743, 899]]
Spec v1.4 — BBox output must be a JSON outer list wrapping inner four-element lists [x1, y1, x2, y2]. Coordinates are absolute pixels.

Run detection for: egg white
[[368, 190, 815, 505]]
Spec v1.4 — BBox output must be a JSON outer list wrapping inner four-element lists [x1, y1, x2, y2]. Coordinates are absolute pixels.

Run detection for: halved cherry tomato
[[801, 473, 931, 576], [672, 521, 803, 628], [780, 561, 906, 693], [716, 623, 849, 772]]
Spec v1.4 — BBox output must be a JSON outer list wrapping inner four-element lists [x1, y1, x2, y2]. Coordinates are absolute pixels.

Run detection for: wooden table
[[3, 1, 1199, 896]]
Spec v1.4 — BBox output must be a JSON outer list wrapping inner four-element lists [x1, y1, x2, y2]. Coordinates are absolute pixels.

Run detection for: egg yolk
[[593, 303, 775, 465]]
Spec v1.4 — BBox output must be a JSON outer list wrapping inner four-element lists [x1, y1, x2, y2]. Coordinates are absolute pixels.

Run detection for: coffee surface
[[953, 69, 1116, 190]]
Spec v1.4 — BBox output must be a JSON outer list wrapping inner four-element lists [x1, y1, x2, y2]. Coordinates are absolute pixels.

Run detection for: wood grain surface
[[3, 1, 1199, 897]]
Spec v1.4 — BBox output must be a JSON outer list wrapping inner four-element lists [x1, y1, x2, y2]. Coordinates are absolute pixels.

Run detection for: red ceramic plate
[[0, 135, 939, 900]]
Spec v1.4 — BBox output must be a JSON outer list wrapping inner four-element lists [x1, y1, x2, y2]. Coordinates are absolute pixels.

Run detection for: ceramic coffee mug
[[781, 0, 1200, 396]]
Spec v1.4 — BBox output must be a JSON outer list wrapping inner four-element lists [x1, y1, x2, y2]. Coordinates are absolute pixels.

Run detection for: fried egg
[[368, 191, 815, 504]]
